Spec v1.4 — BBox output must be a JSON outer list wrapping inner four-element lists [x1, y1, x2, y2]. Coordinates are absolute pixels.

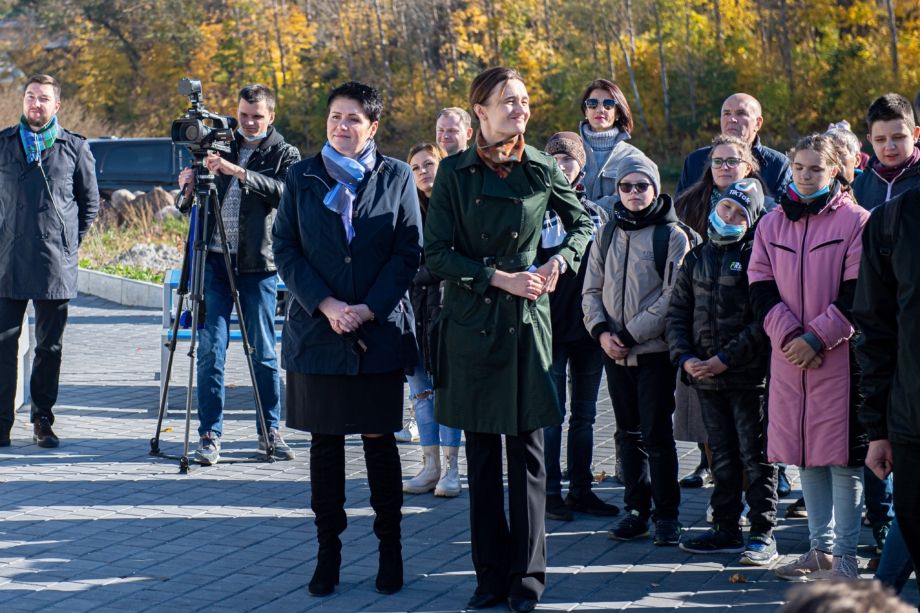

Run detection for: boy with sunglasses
[[582, 153, 692, 545]]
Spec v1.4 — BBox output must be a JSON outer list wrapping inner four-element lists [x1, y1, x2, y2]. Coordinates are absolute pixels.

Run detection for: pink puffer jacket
[[747, 190, 868, 467]]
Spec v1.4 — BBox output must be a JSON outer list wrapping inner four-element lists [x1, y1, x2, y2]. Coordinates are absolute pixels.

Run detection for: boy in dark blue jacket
[[666, 178, 778, 565]]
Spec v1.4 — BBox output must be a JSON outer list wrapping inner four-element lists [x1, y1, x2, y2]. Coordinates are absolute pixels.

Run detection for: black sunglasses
[[617, 181, 652, 194], [585, 98, 617, 110]]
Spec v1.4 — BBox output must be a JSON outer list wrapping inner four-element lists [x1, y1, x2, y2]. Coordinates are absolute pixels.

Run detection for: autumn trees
[[2, 0, 918, 172]]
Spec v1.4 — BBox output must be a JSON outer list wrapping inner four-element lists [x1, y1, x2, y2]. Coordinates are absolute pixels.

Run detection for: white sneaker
[[434, 447, 461, 497]]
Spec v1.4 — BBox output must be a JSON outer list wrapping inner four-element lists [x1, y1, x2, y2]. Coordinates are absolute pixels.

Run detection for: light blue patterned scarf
[[321, 139, 377, 243]]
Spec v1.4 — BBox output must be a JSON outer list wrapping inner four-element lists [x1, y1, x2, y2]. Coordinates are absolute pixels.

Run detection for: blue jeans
[[799, 465, 864, 556], [407, 366, 460, 447], [197, 252, 281, 437], [863, 465, 894, 527], [875, 517, 915, 594], [543, 339, 604, 497]]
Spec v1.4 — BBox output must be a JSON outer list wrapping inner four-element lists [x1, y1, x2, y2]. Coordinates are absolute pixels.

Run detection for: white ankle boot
[[434, 446, 461, 497], [403, 445, 440, 494]]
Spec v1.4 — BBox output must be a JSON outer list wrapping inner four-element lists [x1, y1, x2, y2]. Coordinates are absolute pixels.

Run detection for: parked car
[[88, 137, 192, 199]]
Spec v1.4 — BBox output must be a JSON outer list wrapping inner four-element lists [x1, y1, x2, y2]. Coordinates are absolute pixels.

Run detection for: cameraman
[[177, 84, 300, 465]]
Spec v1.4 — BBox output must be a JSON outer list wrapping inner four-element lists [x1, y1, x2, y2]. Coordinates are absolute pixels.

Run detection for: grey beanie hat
[[719, 178, 765, 227], [615, 153, 661, 197], [545, 131, 587, 170]]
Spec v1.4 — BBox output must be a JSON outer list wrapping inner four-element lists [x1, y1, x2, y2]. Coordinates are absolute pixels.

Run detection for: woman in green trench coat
[[424, 67, 594, 612]]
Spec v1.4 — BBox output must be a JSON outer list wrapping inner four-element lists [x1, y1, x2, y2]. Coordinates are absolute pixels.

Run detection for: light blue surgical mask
[[790, 181, 831, 201], [237, 127, 268, 142], [708, 209, 746, 244]]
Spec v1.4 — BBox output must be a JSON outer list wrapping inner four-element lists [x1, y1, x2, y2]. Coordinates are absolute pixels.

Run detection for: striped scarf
[[19, 115, 59, 164]]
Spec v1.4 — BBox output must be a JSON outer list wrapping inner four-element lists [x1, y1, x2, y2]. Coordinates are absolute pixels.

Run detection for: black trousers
[[0, 298, 69, 432], [465, 429, 546, 601], [891, 442, 920, 594], [604, 352, 680, 521], [697, 388, 777, 536]]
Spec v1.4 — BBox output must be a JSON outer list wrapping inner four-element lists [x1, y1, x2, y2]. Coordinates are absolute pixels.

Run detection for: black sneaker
[[33, 417, 59, 448], [565, 491, 620, 516], [679, 526, 744, 554], [608, 510, 649, 541], [545, 494, 573, 521], [654, 519, 683, 546], [679, 465, 711, 488], [785, 497, 807, 518]]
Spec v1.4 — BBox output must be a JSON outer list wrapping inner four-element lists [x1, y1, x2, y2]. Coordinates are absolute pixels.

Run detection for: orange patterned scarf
[[475, 131, 525, 179]]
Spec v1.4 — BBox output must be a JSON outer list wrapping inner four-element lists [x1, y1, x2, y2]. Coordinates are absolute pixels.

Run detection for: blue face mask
[[237, 127, 268, 142], [708, 209, 747, 243], [790, 181, 831, 201]]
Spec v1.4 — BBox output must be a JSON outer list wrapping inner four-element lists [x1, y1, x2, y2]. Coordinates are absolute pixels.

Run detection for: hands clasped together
[[318, 297, 374, 335], [491, 259, 561, 301], [781, 335, 823, 370]]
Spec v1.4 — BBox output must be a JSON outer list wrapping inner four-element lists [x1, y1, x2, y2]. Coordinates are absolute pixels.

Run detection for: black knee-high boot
[[309, 433, 346, 596], [363, 434, 403, 594]]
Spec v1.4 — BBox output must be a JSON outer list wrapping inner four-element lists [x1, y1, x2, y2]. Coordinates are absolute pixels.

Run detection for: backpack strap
[[652, 224, 671, 280], [598, 217, 618, 265]]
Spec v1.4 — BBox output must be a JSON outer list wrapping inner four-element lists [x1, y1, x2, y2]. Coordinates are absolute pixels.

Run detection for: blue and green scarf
[[19, 115, 59, 164]]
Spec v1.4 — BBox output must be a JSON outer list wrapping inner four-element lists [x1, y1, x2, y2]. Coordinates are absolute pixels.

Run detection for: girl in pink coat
[[747, 134, 869, 581]]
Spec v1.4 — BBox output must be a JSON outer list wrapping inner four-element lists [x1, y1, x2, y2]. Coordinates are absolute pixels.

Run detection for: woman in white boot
[[403, 143, 463, 497]]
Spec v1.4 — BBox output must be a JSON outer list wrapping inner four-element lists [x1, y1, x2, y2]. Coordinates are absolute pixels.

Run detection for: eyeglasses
[[711, 157, 745, 169], [585, 98, 617, 110], [617, 181, 652, 194]]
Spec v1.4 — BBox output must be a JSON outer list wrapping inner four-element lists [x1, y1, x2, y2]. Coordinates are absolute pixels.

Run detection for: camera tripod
[[150, 160, 274, 473]]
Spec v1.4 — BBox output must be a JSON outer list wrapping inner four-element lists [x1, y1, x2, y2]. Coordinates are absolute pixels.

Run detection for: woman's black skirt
[[285, 370, 404, 435]]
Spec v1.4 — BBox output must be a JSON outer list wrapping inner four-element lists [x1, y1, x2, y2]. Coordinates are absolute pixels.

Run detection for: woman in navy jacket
[[272, 81, 422, 598]]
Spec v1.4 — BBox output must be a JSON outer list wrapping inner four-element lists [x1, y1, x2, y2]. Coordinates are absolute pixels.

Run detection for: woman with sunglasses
[[578, 79, 642, 215], [425, 67, 593, 612], [582, 152, 692, 545]]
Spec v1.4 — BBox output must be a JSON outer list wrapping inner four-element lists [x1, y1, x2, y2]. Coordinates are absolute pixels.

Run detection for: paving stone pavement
[[0, 294, 915, 612]]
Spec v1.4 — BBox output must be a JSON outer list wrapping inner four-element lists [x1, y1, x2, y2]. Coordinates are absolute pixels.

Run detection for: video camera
[[170, 78, 237, 158]]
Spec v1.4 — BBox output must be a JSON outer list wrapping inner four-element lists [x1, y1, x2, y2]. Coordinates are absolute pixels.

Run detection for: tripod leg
[[208, 189, 274, 461], [151, 291, 185, 455]]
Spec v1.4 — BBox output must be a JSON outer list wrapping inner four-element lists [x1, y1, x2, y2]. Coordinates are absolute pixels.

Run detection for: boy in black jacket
[[666, 178, 778, 565], [854, 186, 920, 596]]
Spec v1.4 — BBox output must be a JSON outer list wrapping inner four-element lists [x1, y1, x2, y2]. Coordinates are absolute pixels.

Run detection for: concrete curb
[[77, 267, 161, 308]]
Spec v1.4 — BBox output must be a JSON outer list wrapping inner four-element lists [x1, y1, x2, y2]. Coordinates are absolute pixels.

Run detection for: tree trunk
[[624, 0, 637, 57], [776, 0, 796, 137], [683, 0, 697, 126], [605, 37, 616, 81], [712, 0, 723, 49], [653, 0, 672, 138], [484, 0, 501, 62], [885, 0, 899, 84], [371, 0, 393, 95], [270, 0, 288, 87], [543, 0, 552, 49], [614, 33, 649, 134]]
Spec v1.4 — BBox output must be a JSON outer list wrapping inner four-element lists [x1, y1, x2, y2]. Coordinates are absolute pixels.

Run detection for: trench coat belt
[[481, 250, 537, 272]]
